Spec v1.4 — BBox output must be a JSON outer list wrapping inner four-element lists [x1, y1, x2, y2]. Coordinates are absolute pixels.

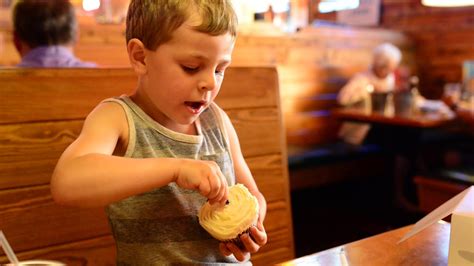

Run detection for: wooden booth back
[[0, 67, 294, 265], [1, 22, 417, 148]]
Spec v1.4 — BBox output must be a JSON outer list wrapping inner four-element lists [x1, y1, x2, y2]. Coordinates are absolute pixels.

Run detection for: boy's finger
[[226, 243, 246, 262], [219, 242, 232, 256], [218, 173, 229, 205], [223, 180, 229, 201], [198, 178, 211, 197], [240, 233, 260, 253], [216, 184, 227, 205], [207, 173, 221, 200], [257, 221, 265, 231], [210, 186, 227, 206], [220, 172, 229, 188], [250, 226, 267, 246], [209, 190, 224, 206]]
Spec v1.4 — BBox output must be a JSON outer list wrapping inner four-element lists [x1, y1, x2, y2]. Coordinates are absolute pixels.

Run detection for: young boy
[[50, 0, 267, 264]]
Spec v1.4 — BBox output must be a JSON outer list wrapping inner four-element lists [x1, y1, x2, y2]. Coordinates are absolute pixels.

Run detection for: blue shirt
[[17, 45, 97, 68]]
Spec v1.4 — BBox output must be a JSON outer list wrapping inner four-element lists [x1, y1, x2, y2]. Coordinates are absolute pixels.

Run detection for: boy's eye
[[182, 65, 199, 73]]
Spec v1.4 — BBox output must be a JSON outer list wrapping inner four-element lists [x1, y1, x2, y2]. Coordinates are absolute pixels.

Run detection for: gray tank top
[[104, 96, 246, 265]]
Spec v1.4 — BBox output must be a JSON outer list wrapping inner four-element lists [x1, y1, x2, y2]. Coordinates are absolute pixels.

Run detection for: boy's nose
[[198, 71, 217, 91]]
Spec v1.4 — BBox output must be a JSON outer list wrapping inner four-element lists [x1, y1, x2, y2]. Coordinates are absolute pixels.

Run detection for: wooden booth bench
[[0, 67, 294, 265]]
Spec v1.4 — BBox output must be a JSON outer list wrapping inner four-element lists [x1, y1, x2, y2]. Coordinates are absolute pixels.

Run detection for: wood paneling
[[311, 0, 474, 98], [285, 115, 341, 146], [0, 121, 82, 189], [0, 185, 111, 253], [0, 13, 417, 147], [0, 67, 294, 265], [0, 186, 289, 261], [234, 31, 416, 68], [0, 69, 135, 123], [252, 228, 294, 265], [0, 68, 279, 124], [414, 176, 468, 213], [278, 223, 450, 265], [0, 235, 117, 266], [247, 155, 287, 204], [232, 29, 416, 146], [383, 2, 474, 98], [227, 108, 283, 156], [0, 115, 283, 190]]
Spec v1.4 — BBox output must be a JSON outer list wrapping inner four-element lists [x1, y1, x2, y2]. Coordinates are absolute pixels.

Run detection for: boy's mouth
[[184, 101, 206, 114]]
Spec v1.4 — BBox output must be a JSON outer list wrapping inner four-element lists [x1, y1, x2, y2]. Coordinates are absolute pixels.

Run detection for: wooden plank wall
[[0, 67, 294, 265], [311, 0, 474, 98], [232, 28, 416, 147], [382, 1, 474, 98], [0, 14, 416, 146]]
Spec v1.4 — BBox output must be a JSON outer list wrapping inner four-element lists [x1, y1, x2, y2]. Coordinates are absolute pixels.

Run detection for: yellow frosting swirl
[[198, 184, 259, 241]]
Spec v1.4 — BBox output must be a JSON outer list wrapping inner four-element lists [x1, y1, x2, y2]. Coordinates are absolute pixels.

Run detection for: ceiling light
[[318, 0, 359, 13], [422, 0, 474, 7], [82, 0, 100, 12]]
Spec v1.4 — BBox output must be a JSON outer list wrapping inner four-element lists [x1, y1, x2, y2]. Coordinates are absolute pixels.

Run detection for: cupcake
[[198, 184, 259, 246]]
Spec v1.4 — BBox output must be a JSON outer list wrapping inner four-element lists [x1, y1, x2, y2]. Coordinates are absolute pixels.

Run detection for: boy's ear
[[127, 38, 147, 75]]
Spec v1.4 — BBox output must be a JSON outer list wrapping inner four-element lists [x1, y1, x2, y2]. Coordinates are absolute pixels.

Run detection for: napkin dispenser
[[399, 186, 474, 265]]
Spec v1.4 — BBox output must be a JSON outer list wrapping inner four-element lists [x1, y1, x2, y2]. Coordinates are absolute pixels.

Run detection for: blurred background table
[[278, 221, 450, 266], [332, 107, 454, 128], [332, 107, 458, 213]]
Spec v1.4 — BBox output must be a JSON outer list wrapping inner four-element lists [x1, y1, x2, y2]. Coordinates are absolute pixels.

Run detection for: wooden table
[[332, 107, 454, 128], [277, 222, 450, 266], [332, 107, 456, 212]]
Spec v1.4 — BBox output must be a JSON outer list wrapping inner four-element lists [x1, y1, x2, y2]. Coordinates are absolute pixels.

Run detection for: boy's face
[[137, 19, 235, 132]]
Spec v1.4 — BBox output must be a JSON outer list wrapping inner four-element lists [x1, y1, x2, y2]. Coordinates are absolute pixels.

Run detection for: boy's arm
[[51, 102, 228, 207]]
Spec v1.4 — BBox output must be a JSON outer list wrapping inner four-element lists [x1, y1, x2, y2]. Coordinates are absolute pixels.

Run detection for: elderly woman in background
[[337, 42, 402, 145]]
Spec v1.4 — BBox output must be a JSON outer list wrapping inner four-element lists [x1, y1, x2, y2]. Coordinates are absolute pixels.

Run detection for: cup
[[443, 83, 462, 104], [1, 231, 64, 266], [393, 90, 413, 117], [370, 92, 389, 114]]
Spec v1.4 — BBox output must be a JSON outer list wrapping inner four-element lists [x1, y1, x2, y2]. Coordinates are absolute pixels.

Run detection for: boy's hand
[[175, 159, 229, 205], [219, 221, 268, 262]]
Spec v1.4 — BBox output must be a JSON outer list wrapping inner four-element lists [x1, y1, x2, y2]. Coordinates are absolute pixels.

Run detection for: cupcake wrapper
[[223, 225, 255, 250]]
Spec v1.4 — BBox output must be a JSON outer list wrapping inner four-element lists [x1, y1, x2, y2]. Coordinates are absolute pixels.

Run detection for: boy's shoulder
[[94, 98, 127, 114], [81, 99, 130, 144], [85, 98, 129, 128]]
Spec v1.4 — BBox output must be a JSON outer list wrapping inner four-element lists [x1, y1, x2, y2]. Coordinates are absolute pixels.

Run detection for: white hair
[[373, 43, 402, 66]]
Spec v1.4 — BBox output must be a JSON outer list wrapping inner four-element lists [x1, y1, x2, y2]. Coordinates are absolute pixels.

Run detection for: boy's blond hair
[[126, 0, 238, 50]]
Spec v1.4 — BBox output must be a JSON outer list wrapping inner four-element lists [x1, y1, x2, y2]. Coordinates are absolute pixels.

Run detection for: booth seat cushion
[[288, 142, 383, 170]]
